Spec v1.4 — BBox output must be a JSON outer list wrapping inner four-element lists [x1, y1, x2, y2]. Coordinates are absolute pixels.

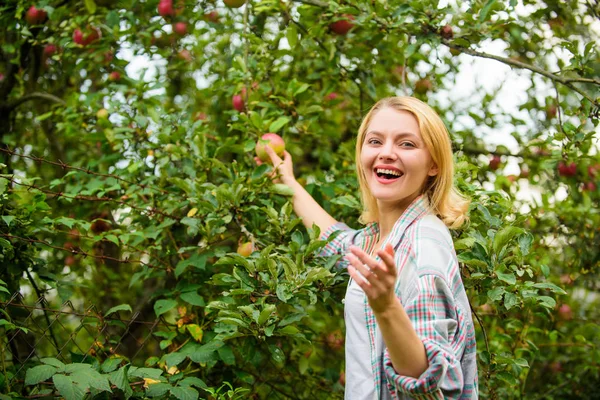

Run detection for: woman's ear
[[428, 162, 439, 177]]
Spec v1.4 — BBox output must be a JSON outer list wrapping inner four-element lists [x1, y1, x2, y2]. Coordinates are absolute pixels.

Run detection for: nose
[[378, 141, 397, 161]]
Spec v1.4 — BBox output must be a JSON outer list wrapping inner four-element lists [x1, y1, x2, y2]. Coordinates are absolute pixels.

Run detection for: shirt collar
[[364, 195, 430, 239]]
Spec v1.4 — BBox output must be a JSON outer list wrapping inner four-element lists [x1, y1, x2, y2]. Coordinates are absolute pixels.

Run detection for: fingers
[[265, 145, 282, 166], [377, 244, 397, 276]]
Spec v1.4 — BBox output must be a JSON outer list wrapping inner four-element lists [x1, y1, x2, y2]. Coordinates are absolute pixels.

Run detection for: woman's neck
[[376, 194, 420, 239]]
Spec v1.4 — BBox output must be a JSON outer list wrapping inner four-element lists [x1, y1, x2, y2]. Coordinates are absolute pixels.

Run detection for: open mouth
[[374, 168, 403, 182]]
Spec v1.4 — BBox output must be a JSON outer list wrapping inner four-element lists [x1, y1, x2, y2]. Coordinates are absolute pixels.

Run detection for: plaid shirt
[[320, 196, 478, 399]]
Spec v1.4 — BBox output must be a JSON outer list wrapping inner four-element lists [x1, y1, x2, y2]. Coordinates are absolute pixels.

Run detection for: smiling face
[[359, 107, 438, 214]]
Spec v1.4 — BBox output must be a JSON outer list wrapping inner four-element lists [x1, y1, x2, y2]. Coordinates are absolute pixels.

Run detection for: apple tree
[[0, 0, 598, 398]]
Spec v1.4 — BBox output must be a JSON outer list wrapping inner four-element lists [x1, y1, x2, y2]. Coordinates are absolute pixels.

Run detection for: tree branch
[[3, 92, 66, 111], [442, 40, 600, 108]]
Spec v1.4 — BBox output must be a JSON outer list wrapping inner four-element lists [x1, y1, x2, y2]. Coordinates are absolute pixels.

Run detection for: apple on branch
[[255, 133, 285, 164]]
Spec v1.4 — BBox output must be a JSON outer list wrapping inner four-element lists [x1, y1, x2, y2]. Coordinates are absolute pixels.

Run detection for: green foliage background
[[0, 0, 599, 398]]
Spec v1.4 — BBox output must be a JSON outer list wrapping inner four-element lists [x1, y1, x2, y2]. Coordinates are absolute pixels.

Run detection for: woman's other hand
[[346, 244, 398, 314]]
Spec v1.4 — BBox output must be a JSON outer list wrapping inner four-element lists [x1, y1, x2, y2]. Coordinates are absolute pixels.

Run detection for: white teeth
[[376, 168, 402, 177]]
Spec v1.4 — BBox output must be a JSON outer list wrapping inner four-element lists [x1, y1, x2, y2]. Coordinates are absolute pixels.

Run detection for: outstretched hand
[[254, 146, 296, 186], [346, 243, 398, 314]]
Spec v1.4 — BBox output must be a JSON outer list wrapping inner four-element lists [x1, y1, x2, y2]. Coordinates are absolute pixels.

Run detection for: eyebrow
[[365, 131, 420, 139]]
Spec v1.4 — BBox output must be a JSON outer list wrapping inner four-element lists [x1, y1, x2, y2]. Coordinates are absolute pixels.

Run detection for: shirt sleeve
[[383, 274, 465, 399], [318, 222, 355, 269]]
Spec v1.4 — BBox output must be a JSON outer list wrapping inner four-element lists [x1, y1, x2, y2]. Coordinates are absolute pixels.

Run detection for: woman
[[259, 97, 478, 399]]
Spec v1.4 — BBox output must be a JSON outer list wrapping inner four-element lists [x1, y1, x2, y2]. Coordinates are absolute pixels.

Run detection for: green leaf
[[268, 117, 290, 133], [538, 296, 556, 309], [53, 374, 85, 400], [41, 358, 65, 370], [533, 283, 567, 295], [271, 184, 295, 197], [493, 226, 523, 255], [25, 365, 57, 385], [146, 382, 172, 397], [217, 345, 236, 365], [180, 291, 205, 307], [154, 299, 177, 317], [178, 377, 207, 389], [71, 367, 111, 392], [128, 367, 163, 379], [258, 304, 276, 325], [186, 324, 203, 342], [269, 344, 285, 365], [84, 0, 97, 13], [488, 287, 505, 302], [109, 366, 132, 399], [1, 216, 15, 227], [504, 292, 518, 310], [186, 341, 224, 363], [170, 386, 199, 400], [165, 352, 186, 367], [496, 270, 516, 285], [479, 0, 497, 22], [105, 304, 132, 317]]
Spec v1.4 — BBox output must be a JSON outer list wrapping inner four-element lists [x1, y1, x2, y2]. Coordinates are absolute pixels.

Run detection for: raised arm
[[258, 146, 338, 234]]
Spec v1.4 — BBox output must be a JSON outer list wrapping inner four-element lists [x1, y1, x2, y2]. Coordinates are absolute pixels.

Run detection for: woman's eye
[[400, 142, 415, 147], [368, 139, 381, 145]]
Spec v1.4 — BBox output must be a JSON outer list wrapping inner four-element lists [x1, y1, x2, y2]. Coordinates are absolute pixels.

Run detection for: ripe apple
[[255, 133, 285, 162], [339, 371, 345, 386], [440, 24, 453, 39], [158, 0, 174, 17], [329, 15, 355, 35], [97, 108, 109, 119], [326, 330, 343, 350], [557, 304, 572, 321], [65, 255, 76, 266], [232, 94, 244, 112], [223, 0, 246, 8], [194, 112, 207, 121], [489, 155, 501, 171], [108, 71, 121, 81], [205, 11, 219, 23], [177, 49, 192, 61], [583, 181, 597, 192], [43, 44, 57, 57], [546, 104, 557, 119], [557, 161, 576, 177], [236, 242, 254, 257], [173, 22, 187, 36], [325, 92, 338, 101], [414, 78, 432, 94], [73, 27, 101, 46], [25, 6, 47, 25]]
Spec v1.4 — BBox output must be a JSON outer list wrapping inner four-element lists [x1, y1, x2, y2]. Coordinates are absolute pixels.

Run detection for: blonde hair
[[355, 96, 470, 229]]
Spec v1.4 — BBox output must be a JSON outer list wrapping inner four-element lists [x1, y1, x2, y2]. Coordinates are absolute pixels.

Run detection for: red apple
[[255, 133, 285, 163], [339, 371, 345, 386], [177, 49, 192, 61], [546, 104, 557, 119], [549, 361, 562, 373], [557, 161, 576, 177], [414, 78, 433, 94], [43, 44, 57, 57], [519, 168, 530, 178], [65, 255, 76, 266], [325, 92, 338, 101], [326, 330, 343, 350], [25, 6, 47, 25], [588, 164, 600, 177], [557, 304, 572, 321], [73, 27, 101, 46], [194, 112, 207, 121], [584, 181, 597, 192], [236, 242, 254, 257], [440, 24, 453, 39], [223, 0, 246, 8], [73, 29, 85, 45], [158, 0, 174, 17], [329, 15, 354, 35], [232, 94, 244, 112], [205, 11, 219, 23], [108, 71, 121, 81], [506, 174, 517, 183], [173, 22, 187, 36], [489, 155, 501, 171]]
